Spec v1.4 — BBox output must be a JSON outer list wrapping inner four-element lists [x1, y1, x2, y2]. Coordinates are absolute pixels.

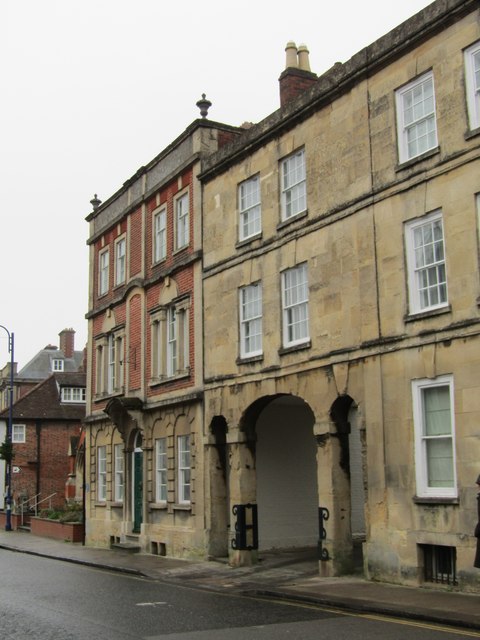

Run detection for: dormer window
[[61, 387, 86, 403], [52, 359, 64, 372]]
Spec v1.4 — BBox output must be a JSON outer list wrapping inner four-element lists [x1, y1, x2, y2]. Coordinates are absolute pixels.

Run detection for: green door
[[133, 450, 143, 533]]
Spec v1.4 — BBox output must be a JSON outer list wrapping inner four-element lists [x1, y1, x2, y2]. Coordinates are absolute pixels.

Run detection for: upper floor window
[[99, 248, 109, 296], [239, 175, 261, 241], [150, 299, 190, 381], [155, 437, 167, 503], [12, 424, 26, 443], [282, 263, 309, 347], [107, 333, 124, 395], [405, 210, 448, 315], [114, 443, 124, 503], [177, 434, 191, 504], [239, 283, 263, 358], [51, 358, 64, 372], [153, 208, 167, 263], [97, 445, 107, 502], [61, 387, 86, 403], [412, 376, 457, 498], [115, 237, 126, 286], [281, 148, 306, 221], [175, 192, 189, 249], [95, 331, 124, 397], [465, 41, 480, 131], [396, 72, 438, 163]]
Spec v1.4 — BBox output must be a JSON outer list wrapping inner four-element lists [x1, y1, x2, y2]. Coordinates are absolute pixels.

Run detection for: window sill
[[465, 126, 480, 141], [278, 340, 311, 356], [413, 496, 459, 505], [277, 209, 308, 232], [173, 244, 190, 256], [236, 354, 263, 365], [404, 304, 451, 323], [94, 388, 126, 402], [149, 370, 191, 387], [149, 503, 168, 511], [396, 146, 440, 171], [111, 502, 123, 508], [94, 502, 107, 508], [173, 504, 191, 511], [236, 233, 262, 249]]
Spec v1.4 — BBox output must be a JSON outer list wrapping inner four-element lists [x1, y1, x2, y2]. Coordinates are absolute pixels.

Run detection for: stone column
[[227, 431, 257, 567], [315, 421, 352, 576]]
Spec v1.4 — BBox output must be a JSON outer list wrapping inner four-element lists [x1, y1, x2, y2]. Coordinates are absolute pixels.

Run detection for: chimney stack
[[59, 328, 75, 359], [279, 42, 317, 108]]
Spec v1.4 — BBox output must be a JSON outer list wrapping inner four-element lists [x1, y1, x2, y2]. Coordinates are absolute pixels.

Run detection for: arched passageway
[[254, 395, 318, 551]]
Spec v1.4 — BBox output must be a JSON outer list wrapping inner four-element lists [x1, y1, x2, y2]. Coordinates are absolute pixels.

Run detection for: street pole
[[0, 325, 14, 531]]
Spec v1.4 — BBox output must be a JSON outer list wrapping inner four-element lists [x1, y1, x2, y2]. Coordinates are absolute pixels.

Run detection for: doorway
[[132, 432, 143, 534]]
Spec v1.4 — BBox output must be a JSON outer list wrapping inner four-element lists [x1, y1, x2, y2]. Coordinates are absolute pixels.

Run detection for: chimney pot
[[285, 41, 298, 69], [297, 44, 311, 71]]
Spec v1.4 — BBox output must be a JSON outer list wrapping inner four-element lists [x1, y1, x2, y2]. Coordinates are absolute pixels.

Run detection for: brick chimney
[[279, 42, 317, 108], [59, 328, 75, 358]]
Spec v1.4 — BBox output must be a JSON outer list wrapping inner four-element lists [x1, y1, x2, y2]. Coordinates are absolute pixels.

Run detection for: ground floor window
[[177, 435, 190, 504], [420, 544, 457, 586]]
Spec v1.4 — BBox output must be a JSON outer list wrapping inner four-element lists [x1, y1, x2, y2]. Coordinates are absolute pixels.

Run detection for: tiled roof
[[0, 372, 86, 421], [18, 348, 84, 380]]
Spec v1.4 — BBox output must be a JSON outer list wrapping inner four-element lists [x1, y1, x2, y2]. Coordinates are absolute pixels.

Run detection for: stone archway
[[230, 393, 318, 557], [255, 395, 318, 550]]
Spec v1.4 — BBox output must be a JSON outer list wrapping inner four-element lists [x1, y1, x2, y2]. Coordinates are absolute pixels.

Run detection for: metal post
[[0, 325, 14, 531]]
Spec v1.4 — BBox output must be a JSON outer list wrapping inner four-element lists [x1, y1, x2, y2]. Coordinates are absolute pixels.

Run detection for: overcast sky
[[1, 0, 433, 368]]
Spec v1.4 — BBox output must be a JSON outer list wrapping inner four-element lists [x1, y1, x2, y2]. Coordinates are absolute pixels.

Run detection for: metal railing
[[18, 493, 57, 526]]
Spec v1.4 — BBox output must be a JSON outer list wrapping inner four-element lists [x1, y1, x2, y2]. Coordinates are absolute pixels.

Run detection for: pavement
[[1, 530, 480, 633]]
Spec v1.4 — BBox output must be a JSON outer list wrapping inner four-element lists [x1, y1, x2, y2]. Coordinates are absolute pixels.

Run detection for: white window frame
[[175, 192, 189, 249], [12, 424, 26, 443], [52, 358, 64, 372], [99, 247, 109, 296], [153, 207, 167, 263], [105, 333, 124, 395], [282, 263, 309, 347], [239, 283, 263, 358], [151, 300, 189, 381], [114, 443, 124, 503], [155, 438, 167, 503], [97, 446, 107, 502], [115, 236, 126, 286], [107, 333, 116, 394], [167, 307, 178, 377], [465, 41, 480, 131], [177, 434, 191, 504], [61, 387, 86, 403], [412, 376, 457, 498], [239, 175, 261, 241], [395, 71, 438, 163], [281, 148, 306, 221], [405, 210, 448, 314]]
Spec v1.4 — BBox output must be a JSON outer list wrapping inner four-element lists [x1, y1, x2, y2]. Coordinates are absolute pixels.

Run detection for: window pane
[[426, 438, 454, 487], [423, 386, 450, 436]]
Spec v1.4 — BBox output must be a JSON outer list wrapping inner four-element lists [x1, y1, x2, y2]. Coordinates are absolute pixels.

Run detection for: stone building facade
[[84, 119, 240, 557], [200, 0, 480, 590], [84, 0, 480, 592]]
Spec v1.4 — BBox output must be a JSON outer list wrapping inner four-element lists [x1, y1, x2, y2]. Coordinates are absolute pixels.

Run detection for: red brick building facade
[[85, 118, 241, 556], [0, 372, 86, 512]]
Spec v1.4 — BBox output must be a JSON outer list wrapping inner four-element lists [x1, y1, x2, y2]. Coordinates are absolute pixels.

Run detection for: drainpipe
[[35, 420, 41, 508]]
